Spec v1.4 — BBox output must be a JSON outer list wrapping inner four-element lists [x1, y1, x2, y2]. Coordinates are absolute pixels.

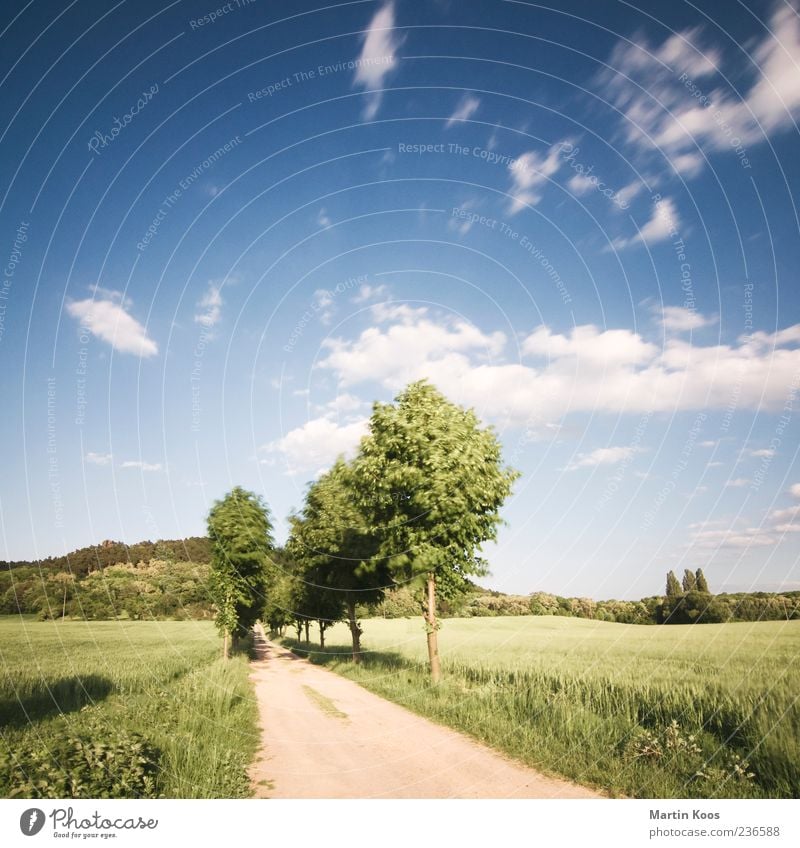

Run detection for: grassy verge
[[0, 619, 259, 798], [281, 617, 800, 799]]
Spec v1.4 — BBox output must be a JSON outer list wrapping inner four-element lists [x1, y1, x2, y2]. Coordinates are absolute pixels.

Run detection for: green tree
[[666, 570, 682, 597], [206, 487, 274, 659], [355, 381, 519, 682], [682, 568, 698, 592], [287, 460, 388, 662], [695, 568, 710, 593]]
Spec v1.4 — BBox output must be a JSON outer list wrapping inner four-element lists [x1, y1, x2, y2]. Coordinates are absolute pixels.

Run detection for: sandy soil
[[248, 626, 600, 798]]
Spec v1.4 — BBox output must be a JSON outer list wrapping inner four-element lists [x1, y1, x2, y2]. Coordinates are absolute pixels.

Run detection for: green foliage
[[287, 459, 389, 655], [0, 719, 161, 799], [287, 616, 800, 799], [682, 569, 698, 592], [355, 380, 519, 599], [695, 568, 710, 593], [207, 487, 274, 640]]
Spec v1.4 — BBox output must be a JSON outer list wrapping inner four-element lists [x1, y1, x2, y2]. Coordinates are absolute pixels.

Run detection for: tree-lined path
[[248, 626, 599, 799]]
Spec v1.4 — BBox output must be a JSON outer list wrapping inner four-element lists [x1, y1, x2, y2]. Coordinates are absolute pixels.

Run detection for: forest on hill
[[1, 539, 798, 624]]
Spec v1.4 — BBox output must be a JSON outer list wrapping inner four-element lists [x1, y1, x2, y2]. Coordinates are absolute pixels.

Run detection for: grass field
[[284, 616, 800, 799], [0, 618, 257, 798]]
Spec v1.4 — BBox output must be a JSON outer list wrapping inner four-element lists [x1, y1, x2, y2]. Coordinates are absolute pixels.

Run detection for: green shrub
[[0, 717, 161, 799]]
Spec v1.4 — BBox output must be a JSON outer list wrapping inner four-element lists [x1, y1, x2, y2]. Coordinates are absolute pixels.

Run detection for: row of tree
[[206, 381, 518, 680]]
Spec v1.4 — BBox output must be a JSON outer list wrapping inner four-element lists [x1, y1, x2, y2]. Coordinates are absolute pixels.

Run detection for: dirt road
[[248, 627, 599, 798]]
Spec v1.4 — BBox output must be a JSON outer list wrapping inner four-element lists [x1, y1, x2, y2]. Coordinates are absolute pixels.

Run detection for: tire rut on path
[[248, 626, 600, 799]]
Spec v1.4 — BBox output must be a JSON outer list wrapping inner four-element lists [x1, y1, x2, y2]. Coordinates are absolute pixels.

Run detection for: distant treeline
[[2, 537, 798, 624], [369, 586, 800, 624], [0, 537, 211, 577]]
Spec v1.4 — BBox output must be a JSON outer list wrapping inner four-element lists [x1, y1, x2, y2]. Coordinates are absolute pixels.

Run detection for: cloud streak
[[66, 294, 157, 357]]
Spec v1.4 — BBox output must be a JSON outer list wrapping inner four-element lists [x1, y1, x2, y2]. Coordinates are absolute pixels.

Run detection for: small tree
[[666, 570, 682, 597], [682, 568, 697, 593], [207, 487, 274, 659], [356, 381, 519, 682], [695, 568, 710, 593]]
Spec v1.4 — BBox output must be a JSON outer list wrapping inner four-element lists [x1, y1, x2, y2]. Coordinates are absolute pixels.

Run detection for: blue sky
[[1, 0, 799, 599]]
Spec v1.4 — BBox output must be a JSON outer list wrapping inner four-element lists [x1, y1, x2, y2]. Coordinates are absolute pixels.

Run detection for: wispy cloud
[[353, 2, 402, 120], [597, 4, 800, 178], [446, 94, 480, 128], [66, 293, 157, 358], [84, 452, 112, 466], [352, 283, 388, 303], [610, 198, 680, 249], [120, 460, 162, 472], [655, 304, 718, 332], [566, 446, 642, 471], [194, 281, 223, 328], [506, 143, 563, 214]]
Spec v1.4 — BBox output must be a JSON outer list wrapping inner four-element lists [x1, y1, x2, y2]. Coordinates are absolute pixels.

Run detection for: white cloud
[[790, 483, 800, 498], [598, 5, 800, 177], [507, 143, 564, 214], [656, 304, 718, 332], [317, 392, 365, 415], [317, 208, 332, 227], [699, 440, 718, 448], [750, 448, 776, 458], [66, 295, 157, 357], [194, 281, 223, 328], [352, 283, 388, 304], [566, 446, 641, 471], [725, 478, 750, 488], [370, 301, 429, 324], [354, 2, 401, 120], [616, 179, 646, 206], [312, 288, 335, 324], [446, 94, 480, 128], [84, 452, 112, 466], [317, 311, 800, 426], [120, 460, 162, 472], [262, 416, 368, 475], [611, 198, 680, 249]]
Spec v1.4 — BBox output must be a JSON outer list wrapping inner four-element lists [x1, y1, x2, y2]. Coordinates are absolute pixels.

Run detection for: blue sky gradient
[[1, 0, 799, 598]]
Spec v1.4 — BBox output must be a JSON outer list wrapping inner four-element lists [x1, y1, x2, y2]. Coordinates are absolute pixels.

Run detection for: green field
[[0, 618, 258, 798], [285, 616, 800, 799]]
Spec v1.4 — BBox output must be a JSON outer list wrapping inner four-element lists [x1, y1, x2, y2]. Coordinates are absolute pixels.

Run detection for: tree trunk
[[319, 621, 326, 649], [222, 629, 230, 660], [346, 598, 362, 663], [295, 621, 302, 641], [424, 574, 441, 683], [304, 620, 310, 643], [62, 585, 67, 620]]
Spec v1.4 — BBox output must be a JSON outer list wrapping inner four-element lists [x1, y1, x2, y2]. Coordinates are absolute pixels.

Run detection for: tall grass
[[285, 616, 800, 798], [0, 619, 258, 798]]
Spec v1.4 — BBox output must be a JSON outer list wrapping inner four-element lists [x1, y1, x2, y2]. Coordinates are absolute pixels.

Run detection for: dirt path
[[248, 626, 599, 798]]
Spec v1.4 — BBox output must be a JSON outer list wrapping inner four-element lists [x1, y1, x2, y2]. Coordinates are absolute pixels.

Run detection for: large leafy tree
[[287, 459, 388, 662], [355, 381, 519, 681], [682, 568, 698, 592], [206, 487, 274, 658], [695, 568, 710, 593]]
